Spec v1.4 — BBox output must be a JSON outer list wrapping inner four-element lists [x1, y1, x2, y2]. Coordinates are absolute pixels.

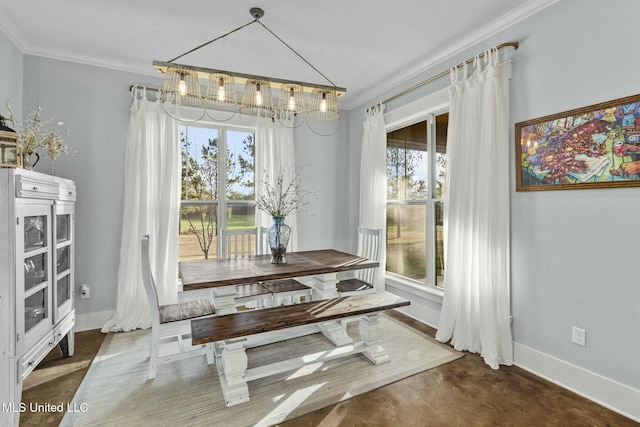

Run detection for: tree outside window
[[386, 113, 447, 287], [179, 125, 255, 261]]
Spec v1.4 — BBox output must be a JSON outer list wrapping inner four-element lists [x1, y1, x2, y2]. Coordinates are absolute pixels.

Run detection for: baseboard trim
[[513, 342, 640, 422], [74, 310, 114, 332]]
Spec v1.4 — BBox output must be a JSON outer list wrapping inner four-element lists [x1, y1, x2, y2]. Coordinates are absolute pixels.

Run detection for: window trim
[[384, 87, 449, 300], [180, 119, 257, 261], [385, 87, 449, 131], [386, 271, 443, 304]]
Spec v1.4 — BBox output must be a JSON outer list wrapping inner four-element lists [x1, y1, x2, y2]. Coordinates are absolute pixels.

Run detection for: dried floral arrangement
[[254, 166, 314, 218], [5, 101, 70, 167]]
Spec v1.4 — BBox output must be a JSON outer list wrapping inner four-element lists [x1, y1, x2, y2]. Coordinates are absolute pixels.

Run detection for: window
[[386, 112, 448, 287], [179, 124, 255, 261]]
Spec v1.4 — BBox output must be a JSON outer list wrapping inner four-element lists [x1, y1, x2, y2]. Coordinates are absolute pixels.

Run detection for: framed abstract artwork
[[515, 94, 640, 191]]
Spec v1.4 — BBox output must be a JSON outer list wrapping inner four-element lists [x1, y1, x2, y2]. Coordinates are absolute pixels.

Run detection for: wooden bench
[[191, 291, 410, 406]]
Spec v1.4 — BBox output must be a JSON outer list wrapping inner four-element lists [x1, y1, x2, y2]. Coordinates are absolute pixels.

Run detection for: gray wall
[[22, 56, 152, 315], [509, 0, 639, 391], [347, 0, 640, 391], [1, 30, 23, 123], [296, 115, 351, 252]]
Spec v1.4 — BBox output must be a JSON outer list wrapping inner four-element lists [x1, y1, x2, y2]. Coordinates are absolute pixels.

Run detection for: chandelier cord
[[168, 18, 259, 63], [159, 99, 206, 123], [255, 20, 338, 89], [166, 15, 337, 89], [155, 7, 343, 127], [306, 118, 341, 137]]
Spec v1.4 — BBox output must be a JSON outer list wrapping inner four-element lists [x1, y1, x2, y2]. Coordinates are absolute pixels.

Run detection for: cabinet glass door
[[53, 203, 74, 322], [56, 214, 70, 243], [24, 215, 47, 250], [56, 275, 71, 308], [24, 252, 48, 291], [25, 289, 48, 333], [16, 202, 53, 354], [56, 246, 70, 274]]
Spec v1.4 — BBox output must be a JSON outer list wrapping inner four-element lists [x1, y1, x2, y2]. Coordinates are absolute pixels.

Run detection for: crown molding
[[22, 45, 159, 79], [0, 13, 158, 79], [1, 0, 558, 111], [342, 0, 559, 110], [0, 11, 28, 52]]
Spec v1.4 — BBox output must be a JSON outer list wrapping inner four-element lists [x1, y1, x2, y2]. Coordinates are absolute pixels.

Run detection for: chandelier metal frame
[[153, 7, 346, 131]]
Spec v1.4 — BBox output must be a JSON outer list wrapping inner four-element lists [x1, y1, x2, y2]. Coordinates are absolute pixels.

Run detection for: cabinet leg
[[59, 328, 75, 357]]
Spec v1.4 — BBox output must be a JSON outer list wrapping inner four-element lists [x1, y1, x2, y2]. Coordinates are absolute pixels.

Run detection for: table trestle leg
[[318, 320, 354, 346], [212, 285, 238, 315], [311, 272, 340, 300]]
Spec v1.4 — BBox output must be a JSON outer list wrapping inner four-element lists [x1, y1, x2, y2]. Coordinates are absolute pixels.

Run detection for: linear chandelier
[[153, 7, 346, 133]]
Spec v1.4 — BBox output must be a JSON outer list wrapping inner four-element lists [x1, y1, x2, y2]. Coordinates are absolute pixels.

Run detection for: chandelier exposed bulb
[[178, 73, 187, 96], [255, 83, 263, 106], [288, 87, 296, 111], [217, 77, 226, 102]]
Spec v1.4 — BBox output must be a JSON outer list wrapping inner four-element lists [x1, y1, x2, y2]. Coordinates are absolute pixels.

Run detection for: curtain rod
[[368, 41, 519, 112], [133, 40, 518, 104], [129, 85, 160, 93]]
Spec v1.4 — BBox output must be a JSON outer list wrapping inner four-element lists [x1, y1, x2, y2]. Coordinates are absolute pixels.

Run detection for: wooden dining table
[[179, 249, 379, 316]]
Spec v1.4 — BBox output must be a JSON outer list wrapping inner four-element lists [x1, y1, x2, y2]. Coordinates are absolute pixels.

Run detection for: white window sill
[[385, 273, 444, 305]]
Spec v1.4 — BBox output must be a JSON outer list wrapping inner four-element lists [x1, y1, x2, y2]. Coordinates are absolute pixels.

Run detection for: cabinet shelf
[[24, 280, 49, 297], [56, 269, 71, 278], [23, 246, 49, 257]]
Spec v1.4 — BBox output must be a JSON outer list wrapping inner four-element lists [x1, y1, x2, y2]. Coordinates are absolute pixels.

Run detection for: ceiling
[[0, 0, 554, 110]]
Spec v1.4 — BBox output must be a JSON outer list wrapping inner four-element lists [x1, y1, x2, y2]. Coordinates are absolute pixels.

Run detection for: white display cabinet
[[0, 168, 76, 427]]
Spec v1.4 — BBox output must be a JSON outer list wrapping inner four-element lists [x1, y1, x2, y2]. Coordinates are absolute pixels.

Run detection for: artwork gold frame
[[515, 94, 640, 191]]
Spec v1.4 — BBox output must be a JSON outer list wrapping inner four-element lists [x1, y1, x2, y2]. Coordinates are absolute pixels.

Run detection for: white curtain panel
[[360, 105, 387, 292], [435, 50, 513, 369], [254, 118, 298, 251], [102, 90, 180, 332]]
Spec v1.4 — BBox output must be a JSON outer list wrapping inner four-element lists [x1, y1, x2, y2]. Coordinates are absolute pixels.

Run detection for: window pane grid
[[386, 112, 447, 288], [180, 125, 255, 262], [386, 204, 427, 283]]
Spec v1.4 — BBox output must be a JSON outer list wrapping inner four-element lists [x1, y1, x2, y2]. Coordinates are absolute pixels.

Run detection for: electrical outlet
[[572, 326, 586, 347], [80, 284, 90, 299]]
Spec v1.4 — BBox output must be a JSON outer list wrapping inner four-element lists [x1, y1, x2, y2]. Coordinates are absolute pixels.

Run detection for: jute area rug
[[61, 313, 461, 427]]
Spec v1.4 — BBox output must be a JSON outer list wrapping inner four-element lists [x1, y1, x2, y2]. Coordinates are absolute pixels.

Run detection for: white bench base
[[214, 313, 388, 407]]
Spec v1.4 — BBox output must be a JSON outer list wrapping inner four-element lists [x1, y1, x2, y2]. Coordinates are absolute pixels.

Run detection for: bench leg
[[318, 321, 354, 346], [359, 314, 390, 364], [215, 339, 250, 406], [206, 343, 215, 365]]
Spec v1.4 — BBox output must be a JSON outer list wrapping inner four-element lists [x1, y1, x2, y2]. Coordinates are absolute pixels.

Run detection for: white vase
[[23, 152, 40, 170]]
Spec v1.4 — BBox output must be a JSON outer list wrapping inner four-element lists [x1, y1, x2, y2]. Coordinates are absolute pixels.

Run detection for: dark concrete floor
[[19, 312, 638, 427], [280, 311, 638, 426]]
